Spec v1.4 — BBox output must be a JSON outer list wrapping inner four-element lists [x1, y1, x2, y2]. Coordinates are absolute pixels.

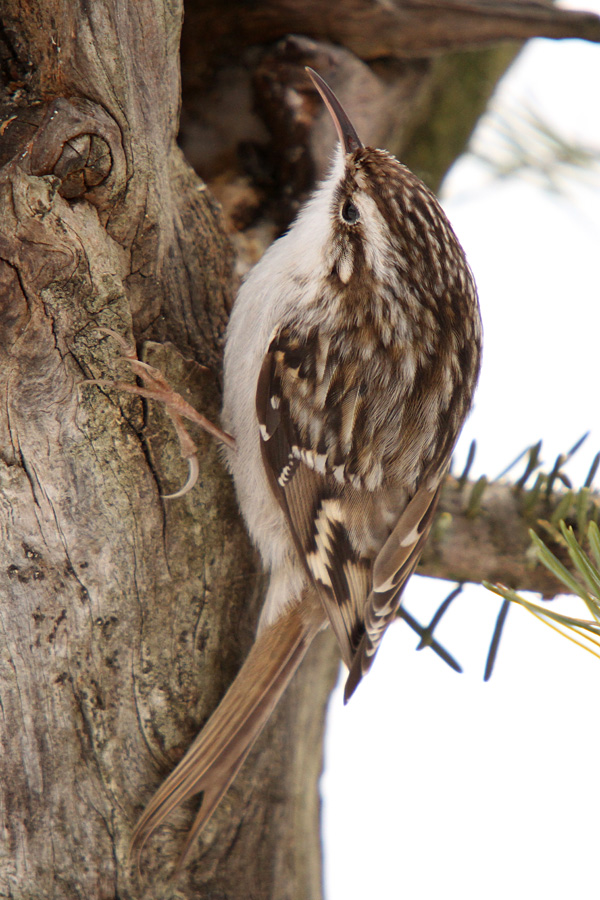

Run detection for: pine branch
[[419, 439, 600, 599]]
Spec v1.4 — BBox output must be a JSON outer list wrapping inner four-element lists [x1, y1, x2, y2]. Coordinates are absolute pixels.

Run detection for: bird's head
[[300, 68, 477, 326]]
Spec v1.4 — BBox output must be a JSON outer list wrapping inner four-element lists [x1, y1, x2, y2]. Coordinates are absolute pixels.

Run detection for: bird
[[128, 67, 482, 870]]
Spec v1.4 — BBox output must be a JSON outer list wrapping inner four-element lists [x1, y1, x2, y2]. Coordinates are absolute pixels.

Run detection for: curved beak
[[306, 67, 363, 154]]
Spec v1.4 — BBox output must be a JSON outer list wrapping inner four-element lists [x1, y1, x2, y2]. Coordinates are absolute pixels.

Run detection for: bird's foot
[[82, 328, 235, 498]]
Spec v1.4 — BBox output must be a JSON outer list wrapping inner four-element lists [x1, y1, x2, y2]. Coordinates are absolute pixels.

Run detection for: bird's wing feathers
[[344, 479, 442, 700], [256, 326, 445, 688], [257, 343, 368, 666]]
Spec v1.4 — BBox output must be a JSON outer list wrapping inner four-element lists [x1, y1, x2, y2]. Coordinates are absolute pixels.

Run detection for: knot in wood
[[25, 97, 125, 207], [52, 132, 112, 198]]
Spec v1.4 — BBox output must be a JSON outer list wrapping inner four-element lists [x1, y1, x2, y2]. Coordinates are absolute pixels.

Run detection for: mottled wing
[[344, 477, 443, 700], [256, 331, 372, 668], [257, 325, 449, 694]]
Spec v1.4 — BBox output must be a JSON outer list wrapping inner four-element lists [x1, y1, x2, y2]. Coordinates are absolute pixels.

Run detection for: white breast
[[221, 148, 345, 578]]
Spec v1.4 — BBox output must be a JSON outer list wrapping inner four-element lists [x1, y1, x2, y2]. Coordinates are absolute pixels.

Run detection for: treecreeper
[[119, 68, 483, 870]]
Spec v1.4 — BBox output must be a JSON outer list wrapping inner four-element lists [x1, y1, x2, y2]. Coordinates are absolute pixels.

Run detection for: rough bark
[[1, 1, 599, 899]]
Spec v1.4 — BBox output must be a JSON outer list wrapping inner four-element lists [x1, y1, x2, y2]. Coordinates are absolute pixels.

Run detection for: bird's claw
[[81, 329, 235, 499]]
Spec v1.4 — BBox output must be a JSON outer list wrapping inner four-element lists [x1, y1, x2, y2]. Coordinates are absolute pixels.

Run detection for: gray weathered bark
[[1, 1, 598, 898]]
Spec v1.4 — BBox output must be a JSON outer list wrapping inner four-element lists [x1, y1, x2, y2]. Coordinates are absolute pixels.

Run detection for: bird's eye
[[341, 199, 360, 225]]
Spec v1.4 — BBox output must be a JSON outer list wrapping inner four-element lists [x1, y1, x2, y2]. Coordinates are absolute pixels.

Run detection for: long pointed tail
[[131, 593, 324, 870]]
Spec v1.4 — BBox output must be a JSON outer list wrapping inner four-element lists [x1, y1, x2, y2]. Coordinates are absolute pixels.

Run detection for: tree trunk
[[1, 2, 598, 898]]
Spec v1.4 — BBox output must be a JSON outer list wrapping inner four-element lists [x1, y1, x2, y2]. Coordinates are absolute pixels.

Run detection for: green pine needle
[[484, 520, 600, 660]]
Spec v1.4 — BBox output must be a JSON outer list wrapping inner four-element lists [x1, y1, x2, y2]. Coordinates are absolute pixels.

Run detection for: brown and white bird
[[130, 68, 482, 867]]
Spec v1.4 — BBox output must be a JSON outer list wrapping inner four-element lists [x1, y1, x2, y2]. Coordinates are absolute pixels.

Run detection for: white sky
[[322, 23, 600, 900]]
